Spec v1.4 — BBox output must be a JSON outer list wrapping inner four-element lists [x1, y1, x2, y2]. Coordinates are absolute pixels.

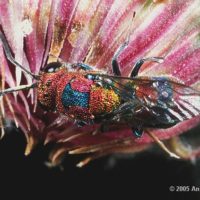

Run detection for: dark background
[[0, 126, 200, 200]]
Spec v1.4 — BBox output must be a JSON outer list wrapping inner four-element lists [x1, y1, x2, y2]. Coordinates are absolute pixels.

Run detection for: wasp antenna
[[0, 83, 37, 97], [0, 30, 39, 80]]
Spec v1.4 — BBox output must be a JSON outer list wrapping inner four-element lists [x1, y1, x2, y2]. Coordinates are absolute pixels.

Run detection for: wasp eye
[[43, 62, 63, 73]]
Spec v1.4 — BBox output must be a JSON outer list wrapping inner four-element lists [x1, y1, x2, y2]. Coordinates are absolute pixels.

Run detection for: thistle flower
[[0, 0, 200, 167]]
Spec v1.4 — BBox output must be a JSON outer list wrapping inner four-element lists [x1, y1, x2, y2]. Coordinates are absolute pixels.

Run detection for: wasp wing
[[98, 74, 200, 128]]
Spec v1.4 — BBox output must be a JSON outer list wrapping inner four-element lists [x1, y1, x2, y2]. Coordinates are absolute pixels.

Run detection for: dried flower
[[0, 0, 200, 167]]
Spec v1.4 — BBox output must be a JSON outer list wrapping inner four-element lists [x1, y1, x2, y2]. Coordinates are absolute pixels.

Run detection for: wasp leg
[[0, 31, 39, 80], [146, 130, 180, 159], [0, 83, 36, 97], [112, 40, 130, 76], [130, 57, 164, 77], [71, 63, 94, 71], [132, 126, 143, 138], [112, 12, 137, 76]]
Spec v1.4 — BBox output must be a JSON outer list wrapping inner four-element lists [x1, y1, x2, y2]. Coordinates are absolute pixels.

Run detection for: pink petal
[[0, 0, 200, 165]]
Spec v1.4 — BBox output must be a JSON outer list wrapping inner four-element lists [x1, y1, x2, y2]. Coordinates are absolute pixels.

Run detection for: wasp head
[[37, 62, 67, 111]]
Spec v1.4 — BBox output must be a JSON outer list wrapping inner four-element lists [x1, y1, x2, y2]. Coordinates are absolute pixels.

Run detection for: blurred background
[[0, 125, 200, 200]]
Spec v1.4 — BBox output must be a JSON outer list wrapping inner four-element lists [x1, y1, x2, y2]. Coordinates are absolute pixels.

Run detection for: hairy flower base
[[0, 0, 200, 166]]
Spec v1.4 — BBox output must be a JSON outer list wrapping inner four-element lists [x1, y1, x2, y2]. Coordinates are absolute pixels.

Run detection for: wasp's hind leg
[[130, 57, 164, 77]]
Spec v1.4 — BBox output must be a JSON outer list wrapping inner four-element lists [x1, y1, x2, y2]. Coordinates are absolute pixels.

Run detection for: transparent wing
[[96, 74, 200, 127]]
